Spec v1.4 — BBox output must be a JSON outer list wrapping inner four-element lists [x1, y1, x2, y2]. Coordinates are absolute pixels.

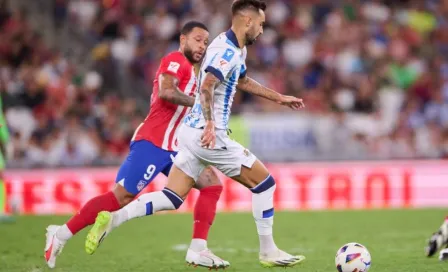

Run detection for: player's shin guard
[[251, 175, 276, 235], [251, 175, 278, 254], [112, 188, 183, 229], [193, 185, 223, 240]]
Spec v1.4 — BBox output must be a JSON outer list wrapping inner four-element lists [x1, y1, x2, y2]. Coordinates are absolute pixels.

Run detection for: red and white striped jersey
[[132, 51, 197, 151]]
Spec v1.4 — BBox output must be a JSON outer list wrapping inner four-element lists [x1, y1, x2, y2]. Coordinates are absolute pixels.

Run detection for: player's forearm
[[159, 73, 195, 107], [200, 88, 214, 121], [200, 74, 219, 121], [237, 76, 282, 103], [159, 88, 195, 107]]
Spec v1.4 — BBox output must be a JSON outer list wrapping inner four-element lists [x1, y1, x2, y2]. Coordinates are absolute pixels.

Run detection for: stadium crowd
[[1, 0, 448, 167]]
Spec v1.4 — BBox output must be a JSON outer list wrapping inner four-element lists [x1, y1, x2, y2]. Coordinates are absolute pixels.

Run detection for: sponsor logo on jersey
[[167, 62, 180, 73], [222, 48, 235, 62], [219, 59, 228, 68], [137, 180, 147, 192]]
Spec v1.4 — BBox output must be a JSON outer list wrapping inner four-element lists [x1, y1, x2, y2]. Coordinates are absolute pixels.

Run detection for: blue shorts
[[115, 140, 177, 195]]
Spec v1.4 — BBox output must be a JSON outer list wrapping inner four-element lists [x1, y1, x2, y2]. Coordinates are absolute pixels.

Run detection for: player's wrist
[[276, 94, 285, 104]]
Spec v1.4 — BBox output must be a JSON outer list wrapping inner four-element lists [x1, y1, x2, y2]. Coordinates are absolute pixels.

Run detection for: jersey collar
[[225, 29, 240, 48]]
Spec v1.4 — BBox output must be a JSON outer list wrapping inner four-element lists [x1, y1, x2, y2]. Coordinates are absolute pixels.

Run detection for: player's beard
[[245, 32, 258, 46], [184, 47, 198, 64]]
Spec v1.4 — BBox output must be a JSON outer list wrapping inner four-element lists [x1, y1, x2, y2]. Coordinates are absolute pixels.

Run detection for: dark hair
[[180, 21, 208, 35], [231, 0, 266, 15]]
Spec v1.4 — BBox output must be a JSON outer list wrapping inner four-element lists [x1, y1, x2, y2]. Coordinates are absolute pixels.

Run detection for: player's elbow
[[199, 87, 212, 98], [158, 89, 171, 101]]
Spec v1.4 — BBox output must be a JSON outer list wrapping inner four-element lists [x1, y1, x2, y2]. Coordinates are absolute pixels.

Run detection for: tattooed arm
[[237, 76, 282, 103], [158, 73, 195, 107], [199, 72, 221, 149], [199, 73, 221, 121], [237, 76, 305, 110]]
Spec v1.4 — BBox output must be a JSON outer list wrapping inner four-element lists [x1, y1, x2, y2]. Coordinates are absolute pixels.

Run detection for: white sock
[[55, 224, 73, 242], [111, 190, 181, 229], [259, 234, 277, 254], [190, 238, 207, 252], [251, 176, 278, 254]]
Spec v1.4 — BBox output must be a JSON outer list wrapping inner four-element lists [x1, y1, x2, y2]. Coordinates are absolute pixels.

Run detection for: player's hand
[[201, 121, 216, 149], [278, 95, 305, 110]]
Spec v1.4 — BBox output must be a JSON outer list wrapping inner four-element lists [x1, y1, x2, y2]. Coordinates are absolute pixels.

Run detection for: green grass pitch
[[2, 209, 448, 272]]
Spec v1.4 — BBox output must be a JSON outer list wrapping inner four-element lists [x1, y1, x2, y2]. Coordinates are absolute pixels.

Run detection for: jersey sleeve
[[158, 54, 188, 81], [240, 62, 247, 79], [239, 48, 247, 79], [205, 46, 239, 82]]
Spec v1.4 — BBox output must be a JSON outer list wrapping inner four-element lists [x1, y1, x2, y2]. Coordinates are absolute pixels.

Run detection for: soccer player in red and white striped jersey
[[132, 49, 198, 151], [44, 21, 229, 269]]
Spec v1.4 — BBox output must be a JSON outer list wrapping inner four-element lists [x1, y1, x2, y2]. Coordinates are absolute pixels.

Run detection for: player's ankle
[[55, 224, 73, 242], [259, 234, 278, 255], [190, 238, 208, 252]]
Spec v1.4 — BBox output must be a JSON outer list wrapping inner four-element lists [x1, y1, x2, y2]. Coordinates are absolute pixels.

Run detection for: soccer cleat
[[426, 218, 448, 257], [259, 249, 305, 268], [85, 211, 113, 255], [186, 248, 230, 269], [440, 248, 448, 261], [44, 225, 66, 268]]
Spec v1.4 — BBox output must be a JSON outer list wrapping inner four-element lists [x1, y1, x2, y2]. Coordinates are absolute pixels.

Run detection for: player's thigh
[[165, 164, 196, 199], [194, 166, 222, 190], [210, 134, 269, 188], [115, 140, 173, 196], [173, 127, 208, 183]]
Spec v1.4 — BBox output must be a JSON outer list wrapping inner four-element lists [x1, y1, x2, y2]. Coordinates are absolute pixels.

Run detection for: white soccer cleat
[[44, 225, 66, 269], [186, 248, 230, 269], [439, 248, 448, 261], [259, 249, 305, 268]]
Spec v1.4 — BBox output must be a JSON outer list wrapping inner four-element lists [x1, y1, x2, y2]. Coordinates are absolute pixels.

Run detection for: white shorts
[[174, 124, 257, 181]]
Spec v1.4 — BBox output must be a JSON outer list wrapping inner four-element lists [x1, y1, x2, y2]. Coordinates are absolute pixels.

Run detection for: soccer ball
[[335, 242, 371, 272]]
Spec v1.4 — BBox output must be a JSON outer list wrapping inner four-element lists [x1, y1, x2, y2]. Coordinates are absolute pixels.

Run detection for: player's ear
[[245, 16, 252, 28], [180, 34, 187, 46]]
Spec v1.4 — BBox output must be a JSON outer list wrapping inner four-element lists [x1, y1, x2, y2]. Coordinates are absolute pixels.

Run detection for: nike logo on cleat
[[98, 232, 107, 245]]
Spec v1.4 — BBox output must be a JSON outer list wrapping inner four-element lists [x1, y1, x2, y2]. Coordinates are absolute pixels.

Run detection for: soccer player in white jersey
[[86, 0, 306, 268]]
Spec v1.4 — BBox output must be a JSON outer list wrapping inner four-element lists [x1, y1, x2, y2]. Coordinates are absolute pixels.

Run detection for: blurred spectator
[[2, 0, 448, 167]]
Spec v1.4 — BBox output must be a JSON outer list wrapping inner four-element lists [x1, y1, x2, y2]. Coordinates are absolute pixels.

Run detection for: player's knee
[[119, 195, 135, 207], [250, 174, 276, 194], [112, 185, 136, 207], [162, 187, 184, 210]]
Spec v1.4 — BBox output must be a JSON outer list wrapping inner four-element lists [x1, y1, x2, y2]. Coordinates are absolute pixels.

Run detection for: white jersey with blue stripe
[[184, 29, 247, 130]]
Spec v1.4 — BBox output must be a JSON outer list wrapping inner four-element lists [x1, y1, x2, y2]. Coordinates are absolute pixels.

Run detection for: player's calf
[[112, 188, 184, 227], [192, 166, 223, 246], [188, 167, 227, 267], [85, 189, 184, 255], [44, 184, 136, 267], [87, 166, 193, 250], [232, 160, 277, 252], [231, 159, 305, 267]]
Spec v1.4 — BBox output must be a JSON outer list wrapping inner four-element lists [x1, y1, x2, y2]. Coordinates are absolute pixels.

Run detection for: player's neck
[[230, 26, 245, 49], [193, 63, 200, 76]]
